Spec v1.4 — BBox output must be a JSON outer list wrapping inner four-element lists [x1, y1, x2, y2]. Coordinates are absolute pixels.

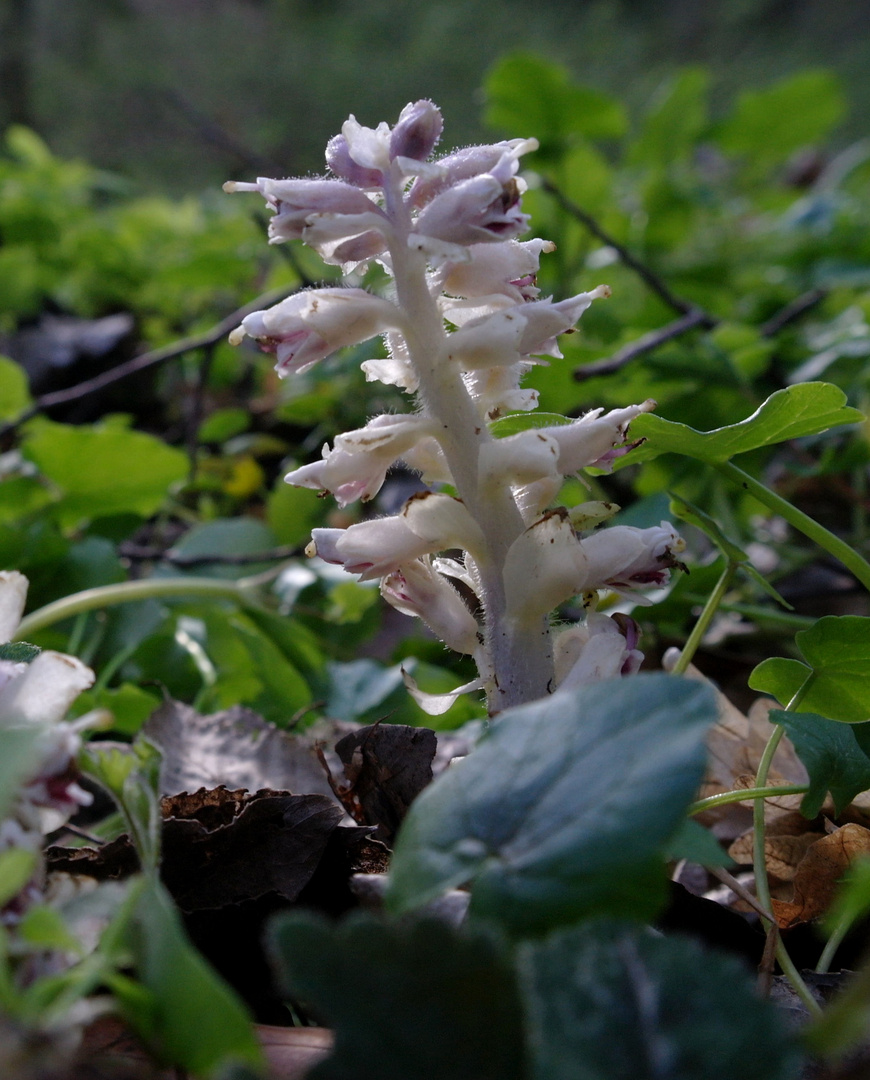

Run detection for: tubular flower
[[0, 571, 104, 918], [228, 102, 681, 713], [229, 288, 404, 376], [553, 612, 644, 690]]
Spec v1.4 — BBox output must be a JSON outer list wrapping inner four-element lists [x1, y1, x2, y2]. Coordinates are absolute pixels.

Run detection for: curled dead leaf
[[772, 822, 870, 928]]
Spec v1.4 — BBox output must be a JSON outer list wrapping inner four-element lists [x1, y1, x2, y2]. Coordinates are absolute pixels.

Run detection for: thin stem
[[15, 577, 259, 640], [669, 560, 737, 675], [715, 461, 870, 594], [816, 913, 850, 974], [689, 784, 808, 816], [750, 676, 821, 1015]]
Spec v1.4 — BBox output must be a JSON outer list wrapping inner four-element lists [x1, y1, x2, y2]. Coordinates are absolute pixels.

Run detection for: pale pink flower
[[285, 414, 439, 507], [554, 612, 643, 689], [389, 100, 443, 163], [229, 288, 404, 376], [409, 138, 538, 206], [381, 558, 480, 655]]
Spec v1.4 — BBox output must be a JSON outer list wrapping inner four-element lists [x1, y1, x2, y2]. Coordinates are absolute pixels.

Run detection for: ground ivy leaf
[[624, 383, 861, 466], [750, 616, 870, 722], [517, 920, 802, 1080], [267, 912, 526, 1080], [386, 674, 717, 935], [774, 710, 870, 817]]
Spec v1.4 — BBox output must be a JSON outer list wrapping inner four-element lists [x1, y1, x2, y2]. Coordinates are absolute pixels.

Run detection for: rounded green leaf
[[386, 674, 717, 935]]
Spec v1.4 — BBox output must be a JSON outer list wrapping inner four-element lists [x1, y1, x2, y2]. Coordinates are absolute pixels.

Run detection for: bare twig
[[759, 287, 828, 338], [574, 308, 715, 381], [0, 284, 299, 439], [541, 177, 695, 317], [118, 542, 301, 567]]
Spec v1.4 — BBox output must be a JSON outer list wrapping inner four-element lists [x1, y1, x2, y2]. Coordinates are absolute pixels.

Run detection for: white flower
[[229, 288, 404, 376], [381, 558, 480, 655], [554, 611, 643, 689], [309, 493, 485, 582], [284, 414, 440, 507]]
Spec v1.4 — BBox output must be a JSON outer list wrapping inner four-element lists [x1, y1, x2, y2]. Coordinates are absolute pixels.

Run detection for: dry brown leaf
[[772, 822, 870, 928], [728, 830, 823, 883]]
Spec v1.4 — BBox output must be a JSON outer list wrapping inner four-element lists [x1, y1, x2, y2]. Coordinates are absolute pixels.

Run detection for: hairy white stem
[[383, 168, 553, 710]]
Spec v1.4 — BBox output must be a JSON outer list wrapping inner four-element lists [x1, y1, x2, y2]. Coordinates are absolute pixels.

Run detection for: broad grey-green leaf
[[268, 912, 525, 1080], [518, 921, 801, 1080], [620, 383, 862, 467], [387, 674, 717, 935]]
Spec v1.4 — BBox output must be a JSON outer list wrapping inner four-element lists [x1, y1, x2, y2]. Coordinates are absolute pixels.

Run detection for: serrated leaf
[[750, 616, 870, 722], [267, 912, 525, 1080], [518, 920, 801, 1080], [387, 674, 717, 935], [775, 710, 870, 817], [621, 383, 862, 467]]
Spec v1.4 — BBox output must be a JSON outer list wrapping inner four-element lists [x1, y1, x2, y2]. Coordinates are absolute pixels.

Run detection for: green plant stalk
[[14, 577, 261, 640], [669, 559, 738, 675], [752, 676, 821, 1016], [689, 784, 809, 816], [714, 461, 870, 593], [816, 912, 850, 975]]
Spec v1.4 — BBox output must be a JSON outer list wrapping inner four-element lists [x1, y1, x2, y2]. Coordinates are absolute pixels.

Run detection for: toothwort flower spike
[[227, 103, 682, 713]]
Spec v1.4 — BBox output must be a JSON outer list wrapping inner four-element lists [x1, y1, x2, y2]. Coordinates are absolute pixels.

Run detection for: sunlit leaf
[[749, 616, 870, 722], [622, 384, 863, 467]]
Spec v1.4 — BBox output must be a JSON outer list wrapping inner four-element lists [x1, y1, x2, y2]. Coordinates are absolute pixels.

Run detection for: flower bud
[[554, 612, 643, 689], [389, 100, 443, 162], [326, 133, 385, 189]]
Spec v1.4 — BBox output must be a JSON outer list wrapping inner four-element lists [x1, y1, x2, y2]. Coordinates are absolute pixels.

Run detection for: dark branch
[[759, 287, 828, 338], [540, 177, 696, 317], [574, 308, 715, 381], [0, 284, 300, 439]]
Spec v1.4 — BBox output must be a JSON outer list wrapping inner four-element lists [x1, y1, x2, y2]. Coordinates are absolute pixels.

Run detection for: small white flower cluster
[[0, 571, 98, 918], [227, 102, 685, 712]]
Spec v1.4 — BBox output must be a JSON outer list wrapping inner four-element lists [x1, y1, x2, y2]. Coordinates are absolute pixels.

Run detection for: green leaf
[[484, 52, 627, 147], [387, 674, 717, 935], [73, 682, 161, 736], [326, 659, 406, 722], [198, 407, 250, 443], [623, 384, 863, 467], [489, 411, 573, 439], [749, 616, 870, 722], [0, 726, 44, 820], [165, 517, 279, 580], [775, 710, 870, 817], [22, 418, 188, 527], [0, 641, 40, 663], [18, 905, 82, 954], [125, 878, 264, 1076], [0, 355, 32, 421], [0, 849, 38, 907], [629, 68, 710, 167], [717, 71, 846, 168], [268, 912, 525, 1080], [665, 818, 734, 867], [517, 921, 801, 1080], [668, 494, 791, 608]]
